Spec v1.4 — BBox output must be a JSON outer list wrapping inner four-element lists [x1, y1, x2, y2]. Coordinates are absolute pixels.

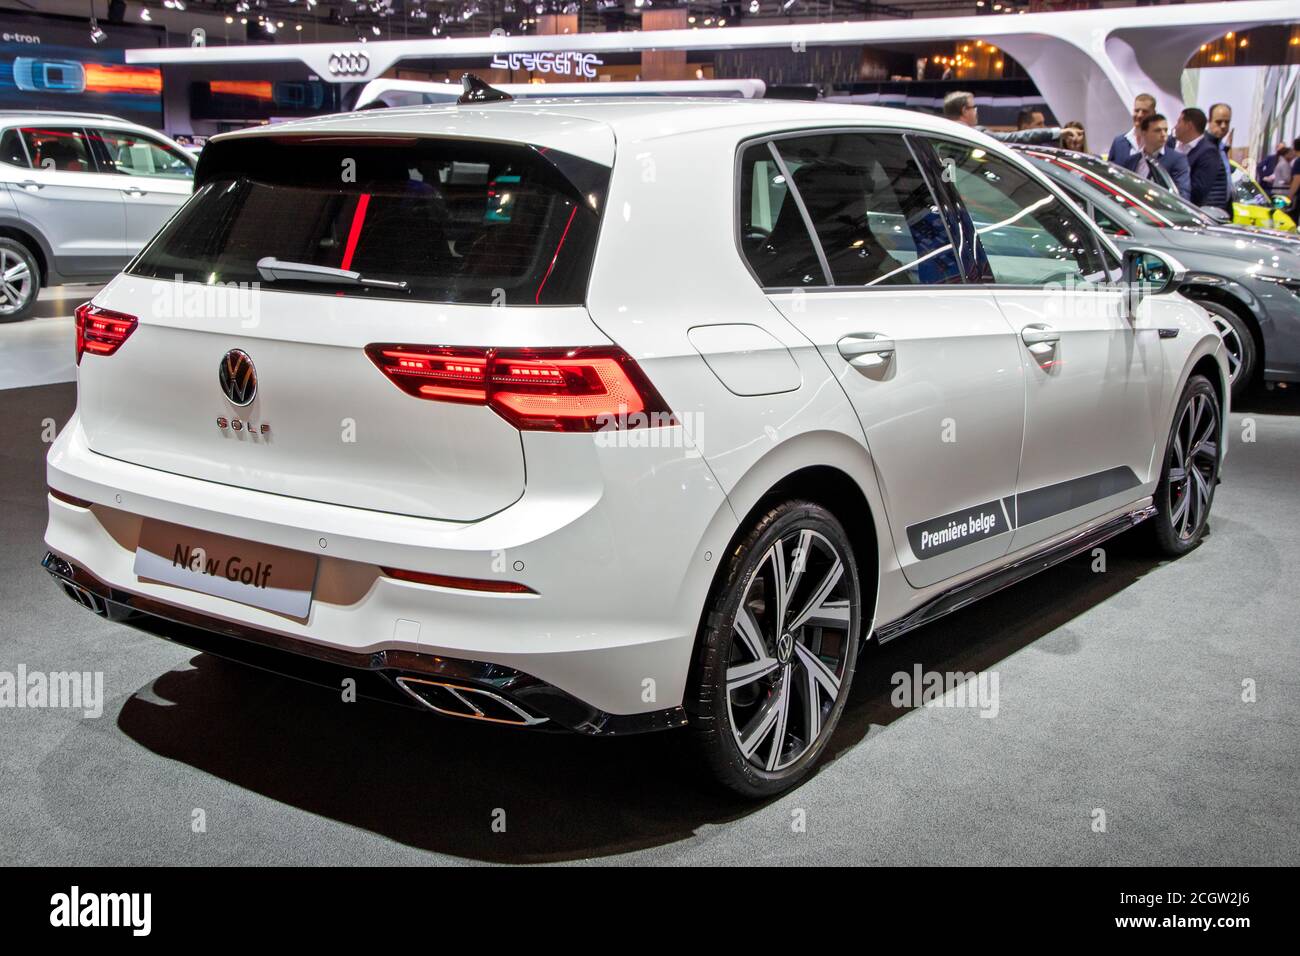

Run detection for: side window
[[0, 129, 29, 168], [930, 140, 1106, 285], [88, 128, 194, 179], [772, 133, 962, 286], [19, 127, 92, 173], [738, 142, 826, 288], [1058, 182, 1131, 238]]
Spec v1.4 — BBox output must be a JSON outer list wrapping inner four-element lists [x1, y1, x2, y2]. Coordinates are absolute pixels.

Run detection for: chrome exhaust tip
[[394, 677, 549, 727], [43, 552, 108, 616]]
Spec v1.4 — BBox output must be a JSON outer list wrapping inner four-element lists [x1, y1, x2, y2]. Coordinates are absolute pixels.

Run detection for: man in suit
[[1108, 92, 1157, 166], [1171, 107, 1231, 213], [1208, 103, 1236, 192], [1123, 113, 1191, 199]]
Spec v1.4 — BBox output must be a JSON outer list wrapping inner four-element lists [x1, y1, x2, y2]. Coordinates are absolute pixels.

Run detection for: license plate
[[134, 519, 318, 619]]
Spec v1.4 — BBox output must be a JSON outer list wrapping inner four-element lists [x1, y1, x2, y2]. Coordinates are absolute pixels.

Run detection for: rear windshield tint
[[130, 135, 608, 306]]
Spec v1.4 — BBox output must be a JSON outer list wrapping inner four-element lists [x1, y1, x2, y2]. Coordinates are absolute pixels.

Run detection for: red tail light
[[75, 303, 137, 365], [366, 345, 674, 432]]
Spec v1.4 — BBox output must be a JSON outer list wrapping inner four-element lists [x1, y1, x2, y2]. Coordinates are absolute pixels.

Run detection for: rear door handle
[[837, 333, 896, 370], [1020, 324, 1060, 357], [122, 187, 148, 197]]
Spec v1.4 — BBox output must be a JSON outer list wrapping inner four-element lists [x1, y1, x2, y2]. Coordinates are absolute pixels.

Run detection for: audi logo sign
[[327, 51, 370, 76]]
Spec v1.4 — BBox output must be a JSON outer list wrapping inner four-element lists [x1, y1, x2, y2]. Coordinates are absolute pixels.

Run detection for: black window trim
[[918, 132, 1122, 291], [733, 124, 979, 295]]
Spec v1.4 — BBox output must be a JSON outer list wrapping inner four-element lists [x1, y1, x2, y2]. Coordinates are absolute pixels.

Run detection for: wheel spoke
[[769, 544, 789, 627], [787, 559, 845, 632], [727, 656, 780, 692], [736, 667, 789, 761], [2, 261, 28, 283], [800, 658, 822, 744], [793, 641, 841, 698], [764, 664, 793, 771], [1170, 486, 1190, 528], [733, 606, 768, 662], [782, 529, 812, 625]]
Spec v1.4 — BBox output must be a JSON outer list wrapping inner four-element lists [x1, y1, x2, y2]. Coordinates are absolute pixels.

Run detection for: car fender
[[1146, 292, 1231, 471]]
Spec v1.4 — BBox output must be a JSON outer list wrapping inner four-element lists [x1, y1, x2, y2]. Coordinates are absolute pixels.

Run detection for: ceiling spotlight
[[139, 8, 152, 20], [372, 24, 381, 34], [90, 19, 107, 44], [749, 0, 759, 11]]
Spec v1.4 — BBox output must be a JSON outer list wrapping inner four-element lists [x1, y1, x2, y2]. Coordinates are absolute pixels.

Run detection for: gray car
[[0, 110, 195, 321], [1013, 144, 1300, 399]]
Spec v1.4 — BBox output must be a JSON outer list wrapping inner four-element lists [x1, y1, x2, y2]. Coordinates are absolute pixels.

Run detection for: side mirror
[[1200, 205, 1232, 223], [1122, 247, 1186, 314]]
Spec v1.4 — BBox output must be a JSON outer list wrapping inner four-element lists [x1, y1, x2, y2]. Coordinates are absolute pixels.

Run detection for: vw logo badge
[[219, 349, 257, 406], [776, 632, 794, 664], [328, 51, 370, 76]]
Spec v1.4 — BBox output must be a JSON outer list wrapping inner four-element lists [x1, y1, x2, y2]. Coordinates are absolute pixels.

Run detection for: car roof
[[0, 110, 154, 130], [213, 98, 976, 166]]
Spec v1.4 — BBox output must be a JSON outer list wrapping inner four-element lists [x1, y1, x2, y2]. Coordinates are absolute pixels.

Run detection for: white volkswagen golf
[[44, 88, 1228, 796]]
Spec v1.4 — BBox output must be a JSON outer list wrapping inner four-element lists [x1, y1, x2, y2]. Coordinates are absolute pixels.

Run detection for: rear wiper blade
[[256, 257, 408, 290]]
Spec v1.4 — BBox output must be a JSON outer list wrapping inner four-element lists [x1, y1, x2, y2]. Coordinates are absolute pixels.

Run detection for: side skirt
[[872, 504, 1157, 644]]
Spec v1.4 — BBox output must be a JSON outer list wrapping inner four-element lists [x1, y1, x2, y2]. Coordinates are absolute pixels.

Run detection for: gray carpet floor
[[2, 381, 1297, 865]]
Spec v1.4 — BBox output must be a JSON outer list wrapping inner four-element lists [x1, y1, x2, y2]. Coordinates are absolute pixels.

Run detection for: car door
[[0, 125, 127, 277], [924, 138, 1164, 550], [746, 130, 1026, 589], [86, 127, 195, 250]]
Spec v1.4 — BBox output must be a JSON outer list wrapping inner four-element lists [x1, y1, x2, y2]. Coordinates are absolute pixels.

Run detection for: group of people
[[942, 88, 1299, 217], [1257, 141, 1300, 209], [1105, 94, 1235, 214]]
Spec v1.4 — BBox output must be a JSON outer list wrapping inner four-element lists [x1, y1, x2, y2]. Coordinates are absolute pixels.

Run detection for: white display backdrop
[[1184, 65, 1300, 170]]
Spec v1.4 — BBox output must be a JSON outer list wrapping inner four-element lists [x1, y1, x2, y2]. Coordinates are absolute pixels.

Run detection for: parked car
[[44, 93, 1227, 797], [0, 110, 195, 321], [1230, 160, 1296, 233], [1015, 144, 1300, 399]]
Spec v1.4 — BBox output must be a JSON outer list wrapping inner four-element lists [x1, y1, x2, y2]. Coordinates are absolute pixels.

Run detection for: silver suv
[[0, 110, 195, 321]]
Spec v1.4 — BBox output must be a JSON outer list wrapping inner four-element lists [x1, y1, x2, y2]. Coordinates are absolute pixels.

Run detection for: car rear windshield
[[129, 135, 608, 306]]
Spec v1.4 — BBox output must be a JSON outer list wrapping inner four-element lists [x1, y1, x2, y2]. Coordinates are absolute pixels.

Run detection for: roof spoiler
[[458, 74, 513, 106]]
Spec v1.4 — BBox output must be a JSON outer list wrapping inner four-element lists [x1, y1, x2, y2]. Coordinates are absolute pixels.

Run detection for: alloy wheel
[[1210, 314, 1244, 386], [726, 528, 857, 772], [1166, 390, 1220, 542], [0, 248, 34, 317]]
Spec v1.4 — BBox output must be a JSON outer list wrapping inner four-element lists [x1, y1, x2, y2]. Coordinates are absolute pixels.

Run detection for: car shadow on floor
[[116, 532, 1164, 863]]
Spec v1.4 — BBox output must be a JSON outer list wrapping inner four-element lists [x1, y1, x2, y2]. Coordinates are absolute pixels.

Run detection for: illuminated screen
[[0, 42, 162, 127]]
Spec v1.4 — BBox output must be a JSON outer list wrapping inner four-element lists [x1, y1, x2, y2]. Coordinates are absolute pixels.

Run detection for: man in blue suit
[[1122, 113, 1191, 199], [1108, 92, 1157, 166], [1171, 107, 1231, 213]]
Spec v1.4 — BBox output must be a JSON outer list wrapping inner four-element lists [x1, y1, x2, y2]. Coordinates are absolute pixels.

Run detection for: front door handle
[[19, 180, 43, 191], [122, 187, 148, 197], [1020, 324, 1060, 357], [838, 333, 896, 370]]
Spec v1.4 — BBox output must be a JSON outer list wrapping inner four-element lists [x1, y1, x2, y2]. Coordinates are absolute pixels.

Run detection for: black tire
[[687, 500, 862, 798], [0, 237, 40, 323], [1197, 299, 1256, 401], [1148, 374, 1221, 556]]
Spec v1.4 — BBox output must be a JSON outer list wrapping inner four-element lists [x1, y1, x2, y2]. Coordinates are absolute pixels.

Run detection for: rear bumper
[[42, 551, 686, 735], [45, 413, 737, 723]]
